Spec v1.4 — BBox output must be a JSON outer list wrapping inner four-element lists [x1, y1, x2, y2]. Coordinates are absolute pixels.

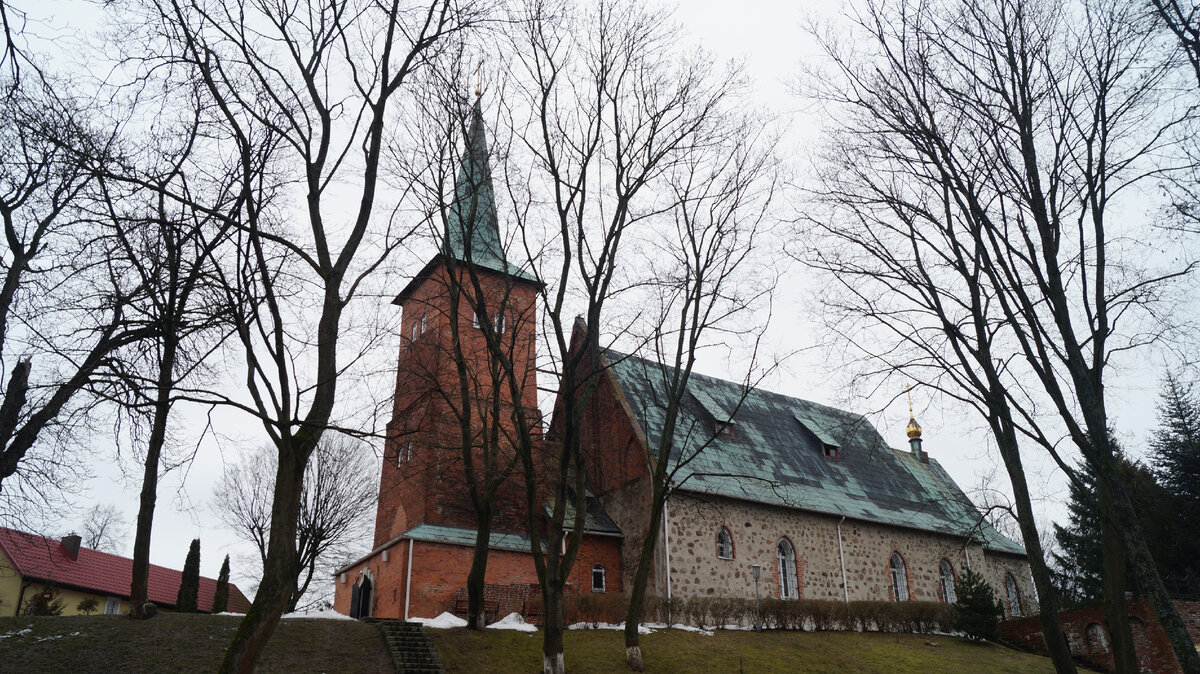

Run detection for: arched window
[[716, 527, 734, 559], [1084, 623, 1109, 654], [1004, 572, 1021, 617], [939, 559, 956, 603], [889, 552, 910, 601], [591, 565, 606, 593], [777, 539, 798, 599]]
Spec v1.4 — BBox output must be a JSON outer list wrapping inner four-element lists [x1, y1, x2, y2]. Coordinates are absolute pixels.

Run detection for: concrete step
[[372, 621, 444, 674]]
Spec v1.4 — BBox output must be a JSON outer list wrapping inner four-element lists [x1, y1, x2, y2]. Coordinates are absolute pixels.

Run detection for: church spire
[[905, 385, 927, 463], [445, 94, 506, 269]]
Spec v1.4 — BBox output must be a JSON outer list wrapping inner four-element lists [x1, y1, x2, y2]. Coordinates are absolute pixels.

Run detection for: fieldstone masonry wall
[[664, 491, 1036, 611]]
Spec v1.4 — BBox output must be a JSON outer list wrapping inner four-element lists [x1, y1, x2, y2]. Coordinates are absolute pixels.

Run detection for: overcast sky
[[17, 0, 1185, 599]]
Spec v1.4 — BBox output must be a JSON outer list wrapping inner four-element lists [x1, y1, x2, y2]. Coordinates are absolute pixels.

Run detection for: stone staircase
[[365, 618, 444, 673]]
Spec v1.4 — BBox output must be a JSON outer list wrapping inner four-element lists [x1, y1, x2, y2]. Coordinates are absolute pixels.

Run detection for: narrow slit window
[[591, 565, 606, 593]]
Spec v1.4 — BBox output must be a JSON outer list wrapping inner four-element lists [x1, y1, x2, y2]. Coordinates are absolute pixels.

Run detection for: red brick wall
[[997, 598, 1200, 673], [334, 534, 622, 622], [374, 262, 540, 548]]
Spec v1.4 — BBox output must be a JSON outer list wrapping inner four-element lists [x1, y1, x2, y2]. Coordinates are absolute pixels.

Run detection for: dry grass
[[0, 614, 393, 673]]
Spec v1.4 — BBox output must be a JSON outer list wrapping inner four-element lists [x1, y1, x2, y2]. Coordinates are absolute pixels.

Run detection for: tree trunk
[[542, 587, 565, 674], [468, 505, 494, 630], [219, 442, 309, 673], [623, 491, 665, 672], [1100, 483, 1136, 673], [993, 418, 1077, 674], [129, 336, 178, 619]]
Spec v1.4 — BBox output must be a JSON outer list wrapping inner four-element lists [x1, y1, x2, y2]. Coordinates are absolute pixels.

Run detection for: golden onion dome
[[906, 416, 923, 440]]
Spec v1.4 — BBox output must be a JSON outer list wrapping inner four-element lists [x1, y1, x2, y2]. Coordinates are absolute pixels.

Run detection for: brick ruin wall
[[998, 598, 1200, 673]]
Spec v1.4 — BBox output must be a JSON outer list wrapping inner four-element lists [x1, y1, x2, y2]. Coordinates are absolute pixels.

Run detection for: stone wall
[[663, 491, 1035, 611]]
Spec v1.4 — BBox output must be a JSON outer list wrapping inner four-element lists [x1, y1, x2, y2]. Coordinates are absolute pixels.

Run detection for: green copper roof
[[404, 524, 532, 553], [445, 99, 538, 283], [604, 351, 1026, 556]]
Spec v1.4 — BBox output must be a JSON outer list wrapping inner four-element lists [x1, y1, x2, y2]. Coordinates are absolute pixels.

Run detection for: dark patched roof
[[604, 351, 1025, 556], [545, 492, 623, 536]]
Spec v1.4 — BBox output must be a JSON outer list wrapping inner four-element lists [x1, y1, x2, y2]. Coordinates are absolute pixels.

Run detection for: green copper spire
[[445, 97, 536, 282]]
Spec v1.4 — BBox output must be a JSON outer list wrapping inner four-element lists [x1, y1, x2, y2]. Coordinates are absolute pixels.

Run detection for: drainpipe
[[836, 516, 849, 603], [663, 501, 673, 600], [404, 539, 414, 621]]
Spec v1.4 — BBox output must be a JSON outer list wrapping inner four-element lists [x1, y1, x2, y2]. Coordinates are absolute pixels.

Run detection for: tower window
[[420, 314, 428, 334], [591, 565, 606, 593]]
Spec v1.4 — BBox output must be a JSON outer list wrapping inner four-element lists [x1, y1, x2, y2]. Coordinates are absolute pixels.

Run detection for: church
[[331, 98, 1034, 623]]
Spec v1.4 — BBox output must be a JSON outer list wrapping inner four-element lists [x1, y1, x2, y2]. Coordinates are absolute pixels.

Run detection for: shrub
[[23, 588, 65, 616], [953, 570, 1003, 641], [76, 597, 100, 615]]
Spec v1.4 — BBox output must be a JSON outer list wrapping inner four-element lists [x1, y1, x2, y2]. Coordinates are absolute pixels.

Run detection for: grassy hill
[[429, 628, 1058, 673], [0, 614, 392, 673], [0, 614, 1056, 673]]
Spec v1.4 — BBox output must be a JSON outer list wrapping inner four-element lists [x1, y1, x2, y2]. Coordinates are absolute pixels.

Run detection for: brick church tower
[[373, 95, 542, 548]]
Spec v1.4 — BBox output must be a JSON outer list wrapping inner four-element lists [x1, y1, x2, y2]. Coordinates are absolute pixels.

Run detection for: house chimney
[[61, 533, 81, 560]]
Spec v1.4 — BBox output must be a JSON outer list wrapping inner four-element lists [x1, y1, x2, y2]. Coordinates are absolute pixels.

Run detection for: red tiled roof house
[[0, 527, 251, 616]]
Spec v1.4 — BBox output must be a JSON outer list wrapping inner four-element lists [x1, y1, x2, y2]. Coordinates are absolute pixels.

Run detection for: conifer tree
[[1149, 375, 1200, 596], [175, 539, 200, 613], [212, 555, 231, 614], [953, 570, 1003, 641], [1151, 375, 1200, 519]]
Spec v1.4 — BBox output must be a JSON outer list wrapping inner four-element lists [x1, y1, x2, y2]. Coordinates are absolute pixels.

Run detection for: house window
[[777, 538, 798, 599], [1005, 572, 1021, 617], [889, 552, 910, 601], [716, 527, 734, 559], [591, 565, 606, 593], [104, 597, 121, 615], [939, 559, 956, 603]]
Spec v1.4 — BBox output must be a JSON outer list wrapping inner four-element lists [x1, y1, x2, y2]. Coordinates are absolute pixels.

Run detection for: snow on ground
[[280, 608, 356, 620], [486, 613, 538, 632], [214, 612, 246, 616], [410, 612, 468, 629], [643, 623, 714, 636], [567, 622, 653, 635], [0, 628, 32, 639]]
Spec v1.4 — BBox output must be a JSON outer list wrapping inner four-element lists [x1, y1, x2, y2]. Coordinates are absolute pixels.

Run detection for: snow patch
[[0, 628, 32, 639], [214, 612, 246, 616], [410, 612, 468, 629], [643, 622, 713, 636], [486, 613, 538, 632], [280, 608, 355, 620], [567, 622, 653, 635]]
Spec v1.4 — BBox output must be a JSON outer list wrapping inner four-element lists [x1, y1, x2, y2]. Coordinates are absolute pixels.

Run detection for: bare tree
[[122, 0, 483, 667], [0, 62, 149, 528], [802, 0, 1198, 670], [619, 109, 778, 670], [79, 503, 127, 553], [441, 1, 769, 670], [213, 436, 376, 612]]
